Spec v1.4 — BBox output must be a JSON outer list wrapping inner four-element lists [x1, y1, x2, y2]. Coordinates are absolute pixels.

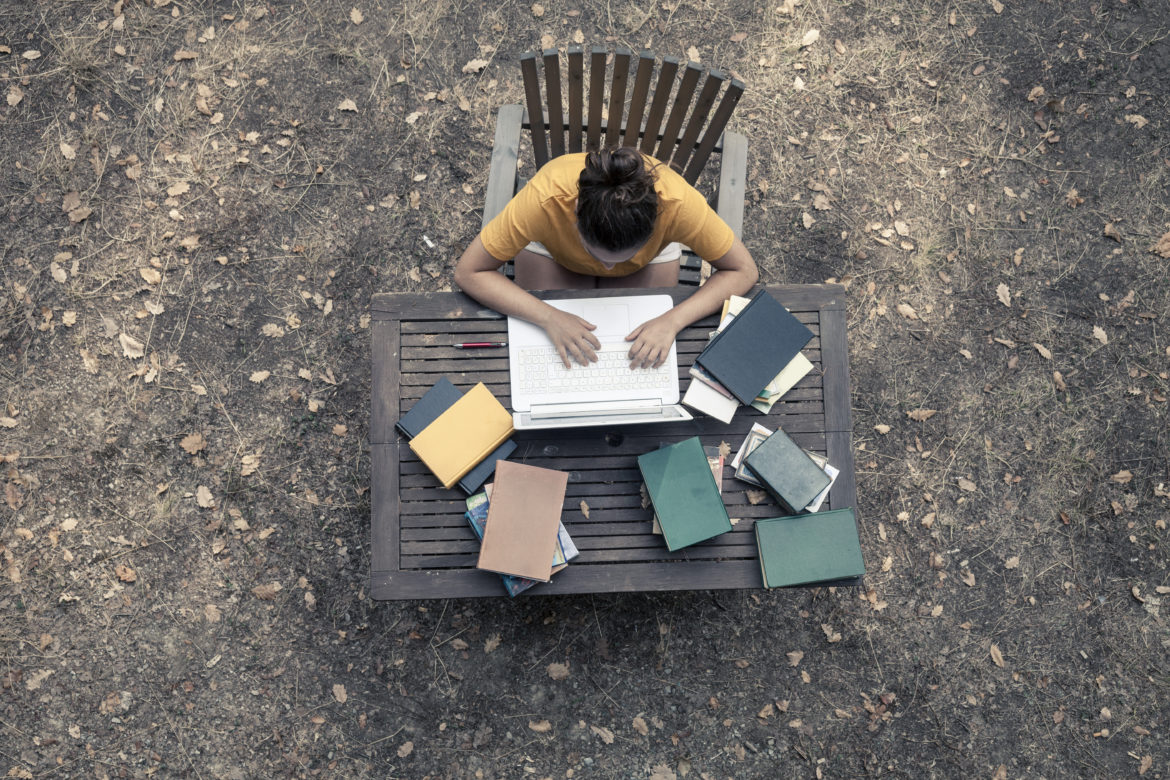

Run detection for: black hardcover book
[[457, 439, 517, 494], [743, 428, 831, 513], [695, 290, 815, 406], [395, 377, 463, 438]]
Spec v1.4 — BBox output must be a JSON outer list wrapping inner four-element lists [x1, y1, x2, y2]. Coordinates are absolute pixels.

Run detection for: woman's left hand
[[625, 313, 681, 369]]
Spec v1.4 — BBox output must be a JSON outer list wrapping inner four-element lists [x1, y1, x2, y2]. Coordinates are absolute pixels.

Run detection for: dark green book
[[754, 508, 865, 588], [638, 437, 732, 551], [743, 428, 831, 513]]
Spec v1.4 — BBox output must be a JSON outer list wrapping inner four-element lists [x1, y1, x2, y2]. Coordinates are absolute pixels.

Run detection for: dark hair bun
[[576, 147, 659, 252]]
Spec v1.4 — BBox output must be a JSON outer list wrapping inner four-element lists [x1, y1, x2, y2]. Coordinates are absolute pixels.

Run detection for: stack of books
[[467, 461, 577, 596], [683, 291, 816, 423], [395, 378, 516, 493], [731, 423, 839, 514]]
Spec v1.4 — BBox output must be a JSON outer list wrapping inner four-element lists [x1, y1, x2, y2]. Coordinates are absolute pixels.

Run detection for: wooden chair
[[482, 46, 747, 286]]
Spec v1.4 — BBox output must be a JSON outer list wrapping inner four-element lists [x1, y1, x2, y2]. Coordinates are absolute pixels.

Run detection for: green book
[[754, 508, 865, 588], [743, 428, 831, 513], [638, 437, 732, 551]]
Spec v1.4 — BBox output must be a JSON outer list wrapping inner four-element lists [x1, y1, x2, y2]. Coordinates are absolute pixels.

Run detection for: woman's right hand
[[542, 308, 600, 367]]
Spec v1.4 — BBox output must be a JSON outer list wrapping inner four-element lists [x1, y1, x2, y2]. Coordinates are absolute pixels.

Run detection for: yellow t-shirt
[[480, 153, 735, 277]]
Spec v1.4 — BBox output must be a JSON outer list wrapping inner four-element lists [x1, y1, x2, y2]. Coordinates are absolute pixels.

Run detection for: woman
[[454, 147, 758, 369]]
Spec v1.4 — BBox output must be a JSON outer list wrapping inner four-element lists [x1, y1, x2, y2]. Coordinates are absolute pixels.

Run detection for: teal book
[[754, 508, 865, 588], [743, 428, 831, 513], [638, 437, 732, 551]]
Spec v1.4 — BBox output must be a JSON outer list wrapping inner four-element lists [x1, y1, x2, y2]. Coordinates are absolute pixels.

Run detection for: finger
[[556, 345, 572, 369], [584, 331, 601, 350], [625, 325, 642, 342], [579, 340, 598, 364], [576, 316, 597, 331]]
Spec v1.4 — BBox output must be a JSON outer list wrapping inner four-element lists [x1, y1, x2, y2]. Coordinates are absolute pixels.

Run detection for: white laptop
[[508, 295, 694, 430]]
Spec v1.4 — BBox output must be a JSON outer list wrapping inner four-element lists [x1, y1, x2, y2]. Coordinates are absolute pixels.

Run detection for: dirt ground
[[2, 0, 1168, 777]]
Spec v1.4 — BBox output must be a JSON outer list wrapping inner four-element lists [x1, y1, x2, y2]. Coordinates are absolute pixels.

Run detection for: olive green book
[[754, 508, 865, 588]]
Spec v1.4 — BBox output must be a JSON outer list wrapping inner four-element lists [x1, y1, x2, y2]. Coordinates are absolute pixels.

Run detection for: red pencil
[[454, 342, 507, 348]]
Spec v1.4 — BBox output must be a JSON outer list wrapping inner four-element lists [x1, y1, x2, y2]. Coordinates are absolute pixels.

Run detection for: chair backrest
[[520, 47, 744, 185]]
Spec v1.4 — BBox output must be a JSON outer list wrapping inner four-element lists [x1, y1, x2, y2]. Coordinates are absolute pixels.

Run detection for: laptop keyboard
[[515, 345, 673, 394]]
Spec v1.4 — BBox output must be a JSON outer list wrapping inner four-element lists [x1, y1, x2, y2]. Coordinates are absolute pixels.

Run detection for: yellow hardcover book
[[409, 383, 514, 489]]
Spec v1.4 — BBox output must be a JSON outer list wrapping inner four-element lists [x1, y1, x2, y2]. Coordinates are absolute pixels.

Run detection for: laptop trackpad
[[582, 303, 630, 337]]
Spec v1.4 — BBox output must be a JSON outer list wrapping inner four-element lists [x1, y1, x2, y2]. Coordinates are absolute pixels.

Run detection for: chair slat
[[671, 69, 724, 173], [639, 56, 679, 156], [586, 47, 607, 152], [543, 49, 565, 158], [683, 78, 744, 184], [605, 49, 631, 149], [622, 51, 656, 148], [520, 52, 548, 169], [567, 46, 584, 153], [656, 61, 702, 168]]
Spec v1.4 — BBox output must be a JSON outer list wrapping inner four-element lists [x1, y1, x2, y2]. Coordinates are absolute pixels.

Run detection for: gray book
[[743, 428, 831, 513]]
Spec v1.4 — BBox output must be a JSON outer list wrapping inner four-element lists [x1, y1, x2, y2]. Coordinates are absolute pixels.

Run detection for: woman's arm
[[453, 236, 602, 367], [625, 237, 759, 368]]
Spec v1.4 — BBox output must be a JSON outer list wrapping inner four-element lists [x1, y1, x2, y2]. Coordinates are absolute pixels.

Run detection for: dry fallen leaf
[[1005, 555, 1020, 569], [906, 408, 937, 422], [1103, 222, 1123, 242], [484, 634, 501, 653], [1125, 114, 1149, 129], [140, 267, 162, 285], [529, 720, 552, 733], [746, 489, 768, 505], [1053, 371, 1067, 392], [896, 303, 918, 320], [462, 58, 489, 74], [249, 370, 271, 383], [179, 432, 206, 455], [173, 49, 198, 61], [6, 84, 23, 107], [115, 564, 136, 583], [958, 477, 977, 492], [1091, 326, 1108, 345], [196, 485, 215, 508], [1111, 470, 1133, 484], [333, 683, 347, 703], [332, 424, 347, 437], [800, 29, 820, 48], [1151, 231, 1170, 258], [821, 624, 841, 643], [119, 333, 145, 359], [1033, 342, 1052, 360], [874, 424, 891, 434], [349, 7, 363, 24], [252, 581, 281, 600], [802, 212, 815, 229], [787, 650, 803, 667], [204, 603, 221, 623], [990, 643, 1005, 667], [337, 98, 358, 112], [547, 662, 570, 680], [591, 724, 615, 744], [632, 716, 649, 735], [579, 499, 590, 518]]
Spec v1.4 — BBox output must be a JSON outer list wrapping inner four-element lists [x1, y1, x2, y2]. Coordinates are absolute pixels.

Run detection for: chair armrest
[[714, 130, 747, 239], [482, 104, 524, 229]]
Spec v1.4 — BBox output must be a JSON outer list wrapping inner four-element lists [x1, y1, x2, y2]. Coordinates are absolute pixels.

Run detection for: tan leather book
[[408, 382, 513, 489], [476, 461, 568, 582]]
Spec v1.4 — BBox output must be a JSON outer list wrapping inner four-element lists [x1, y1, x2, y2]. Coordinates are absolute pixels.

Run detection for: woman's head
[[576, 147, 658, 257]]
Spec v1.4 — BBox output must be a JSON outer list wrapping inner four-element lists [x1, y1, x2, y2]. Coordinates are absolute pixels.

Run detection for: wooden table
[[370, 285, 855, 600]]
